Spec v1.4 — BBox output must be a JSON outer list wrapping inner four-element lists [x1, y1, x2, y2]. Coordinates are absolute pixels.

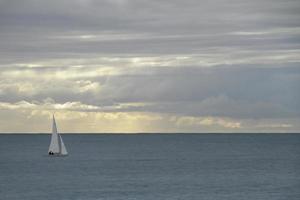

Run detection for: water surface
[[0, 134, 299, 200]]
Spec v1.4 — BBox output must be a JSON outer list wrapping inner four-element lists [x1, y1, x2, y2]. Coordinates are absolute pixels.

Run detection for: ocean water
[[0, 134, 299, 200]]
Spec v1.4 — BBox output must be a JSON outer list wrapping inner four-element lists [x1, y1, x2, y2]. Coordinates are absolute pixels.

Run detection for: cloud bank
[[0, 0, 299, 132]]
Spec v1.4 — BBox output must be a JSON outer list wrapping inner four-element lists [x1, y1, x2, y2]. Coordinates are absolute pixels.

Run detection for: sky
[[0, 0, 299, 133]]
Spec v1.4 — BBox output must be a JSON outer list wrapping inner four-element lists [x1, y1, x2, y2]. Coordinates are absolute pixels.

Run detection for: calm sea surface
[[0, 134, 299, 200]]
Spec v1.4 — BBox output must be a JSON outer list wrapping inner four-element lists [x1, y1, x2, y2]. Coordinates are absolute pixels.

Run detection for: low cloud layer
[[0, 0, 299, 132]]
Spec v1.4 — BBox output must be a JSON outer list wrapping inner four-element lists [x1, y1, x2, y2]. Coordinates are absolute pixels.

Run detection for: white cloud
[[0, 100, 100, 111], [174, 116, 241, 129], [255, 123, 293, 128]]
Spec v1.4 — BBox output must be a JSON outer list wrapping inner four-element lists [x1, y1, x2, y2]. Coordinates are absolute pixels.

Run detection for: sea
[[0, 134, 299, 200]]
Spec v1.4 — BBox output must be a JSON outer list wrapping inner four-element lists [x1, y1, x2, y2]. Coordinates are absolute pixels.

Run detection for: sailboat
[[48, 115, 68, 156]]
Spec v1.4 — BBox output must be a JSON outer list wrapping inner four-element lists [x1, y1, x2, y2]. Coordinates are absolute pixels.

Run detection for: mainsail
[[48, 115, 68, 156]]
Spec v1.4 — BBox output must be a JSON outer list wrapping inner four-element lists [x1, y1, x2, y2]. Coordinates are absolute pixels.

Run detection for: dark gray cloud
[[0, 0, 299, 59]]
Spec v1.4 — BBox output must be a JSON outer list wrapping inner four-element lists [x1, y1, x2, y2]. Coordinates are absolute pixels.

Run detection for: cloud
[[0, 98, 299, 133], [255, 123, 293, 128], [0, 0, 299, 132], [0, 100, 99, 111], [1, 65, 299, 118], [174, 116, 241, 129]]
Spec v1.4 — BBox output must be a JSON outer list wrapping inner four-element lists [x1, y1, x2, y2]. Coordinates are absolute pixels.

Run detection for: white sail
[[48, 115, 68, 156], [48, 115, 60, 153], [59, 134, 68, 155]]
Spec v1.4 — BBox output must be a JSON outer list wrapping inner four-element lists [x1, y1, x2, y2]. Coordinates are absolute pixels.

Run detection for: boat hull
[[48, 153, 68, 157]]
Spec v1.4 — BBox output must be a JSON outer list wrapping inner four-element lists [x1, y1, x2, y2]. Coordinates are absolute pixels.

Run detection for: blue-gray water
[[0, 134, 299, 200]]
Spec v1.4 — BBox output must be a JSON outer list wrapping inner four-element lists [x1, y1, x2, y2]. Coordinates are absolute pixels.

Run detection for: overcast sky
[[0, 0, 299, 133]]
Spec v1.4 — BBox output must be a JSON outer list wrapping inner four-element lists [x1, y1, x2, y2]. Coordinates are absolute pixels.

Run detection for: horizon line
[[0, 132, 299, 134]]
